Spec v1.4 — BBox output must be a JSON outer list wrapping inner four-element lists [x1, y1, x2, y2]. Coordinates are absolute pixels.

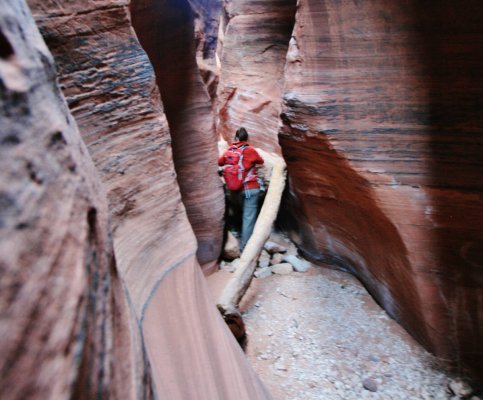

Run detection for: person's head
[[235, 127, 248, 142]]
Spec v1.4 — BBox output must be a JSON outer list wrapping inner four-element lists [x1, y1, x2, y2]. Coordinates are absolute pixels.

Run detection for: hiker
[[218, 127, 264, 251]]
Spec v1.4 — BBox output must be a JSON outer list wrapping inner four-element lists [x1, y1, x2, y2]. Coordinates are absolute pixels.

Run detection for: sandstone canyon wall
[[0, 1, 135, 397], [276, 0, 483, 377], [1, 0, 271, 398], [130, 0, 225, 272], [216, 0, 296, 154]]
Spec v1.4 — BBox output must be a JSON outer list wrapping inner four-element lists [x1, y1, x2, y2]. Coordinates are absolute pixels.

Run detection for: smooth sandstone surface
[[277, 0, 483, 376]]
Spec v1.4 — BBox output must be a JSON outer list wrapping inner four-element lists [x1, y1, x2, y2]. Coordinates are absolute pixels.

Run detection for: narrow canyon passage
[[1, 0, 482, 399]]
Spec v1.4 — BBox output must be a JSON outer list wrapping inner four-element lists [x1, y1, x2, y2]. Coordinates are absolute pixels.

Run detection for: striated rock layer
[[131, 0, 224, 272], [21, 0, 271, 398], [278, 0, 483, 376], [216, 0, 296, 154], [0, 1, 135, 398]]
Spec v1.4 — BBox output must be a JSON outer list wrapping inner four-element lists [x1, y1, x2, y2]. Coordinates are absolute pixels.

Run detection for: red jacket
[[218, 141, 264, 190]]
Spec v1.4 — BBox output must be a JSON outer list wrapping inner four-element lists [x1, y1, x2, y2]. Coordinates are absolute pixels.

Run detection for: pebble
[[284, 254, 311, 272], [448, 378, 473, 397], [264, 241, 288, 254], [270, 252, 285, 265], [271, 263, 293, 275], [219, 260, 236, 272], [222, 231, 240, 260], [258, 250, 271, 268], [362, 378, 378, 392], [254, 267, 272, 279], [275, 363, 288, 371]]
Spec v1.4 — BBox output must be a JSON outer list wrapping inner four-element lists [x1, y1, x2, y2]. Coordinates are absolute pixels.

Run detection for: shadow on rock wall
[[278, 119, 430, 351], [412, 0, 483, 377]]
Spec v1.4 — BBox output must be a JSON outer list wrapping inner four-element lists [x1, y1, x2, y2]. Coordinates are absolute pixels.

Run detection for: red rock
[[278, 0, 483, 378], [216, 0, 296, 154], [131, 0, 225, 271], [191, 0, 222, 100], [11, 0, 271, 398], [0, 1, 134, 397]]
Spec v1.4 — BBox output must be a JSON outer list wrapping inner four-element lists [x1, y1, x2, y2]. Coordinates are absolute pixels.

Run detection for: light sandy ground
[[208, 262, 478, 400]]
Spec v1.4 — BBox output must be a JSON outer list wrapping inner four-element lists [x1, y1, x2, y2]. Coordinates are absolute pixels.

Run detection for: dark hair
[[235, 127, 248, 142]]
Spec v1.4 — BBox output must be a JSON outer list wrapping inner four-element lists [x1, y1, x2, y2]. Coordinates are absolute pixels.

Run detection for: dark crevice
[[0, 29, 14, 59]]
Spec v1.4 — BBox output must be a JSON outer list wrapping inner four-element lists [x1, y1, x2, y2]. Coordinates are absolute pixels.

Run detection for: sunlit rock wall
[[131, 0, 224, 272], [0, 1, 135, 398], [24, 0, 271, 398], [278, 0, 483, 376], [216, 0, 296, 154]]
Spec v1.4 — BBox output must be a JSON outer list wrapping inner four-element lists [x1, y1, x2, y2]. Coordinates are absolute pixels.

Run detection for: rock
[[270, 252, 285, 265], [275, 364, 288, 371], [258, 249, 271, 268], [28, 0, 272, 397], [271, 263, 293, 275], [131, 0, 225, 271], [220, 260, 237, 273], [223, 231, 240, 260], [362, 378, 378, 392], [448, 378, 473, 397], [0, 3, 134, 396], [216, 0, 296, 154], [264, 241, 288, 254], [284, 254, 311, 272], [255, 267, 272, 279], [277, 0, 483, 376]]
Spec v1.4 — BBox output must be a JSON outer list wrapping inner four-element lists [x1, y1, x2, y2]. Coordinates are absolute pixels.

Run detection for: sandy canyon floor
[[208, 253, 478, 400]]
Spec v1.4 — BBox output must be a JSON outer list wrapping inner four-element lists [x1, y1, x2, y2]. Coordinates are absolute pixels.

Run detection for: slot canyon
[[0, 0, 482, 398]]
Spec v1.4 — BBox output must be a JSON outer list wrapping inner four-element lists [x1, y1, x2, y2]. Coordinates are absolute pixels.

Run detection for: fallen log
[[217, 148, 287, 343]]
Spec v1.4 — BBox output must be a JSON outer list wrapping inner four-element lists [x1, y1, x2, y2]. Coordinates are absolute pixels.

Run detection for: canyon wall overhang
[[277, 0, 483, 376], [1, 0, 271, 398]]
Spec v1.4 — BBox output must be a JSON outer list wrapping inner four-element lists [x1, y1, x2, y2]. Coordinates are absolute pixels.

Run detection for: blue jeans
[[240, 188, 260, 251], [227, 188, 260, 251]]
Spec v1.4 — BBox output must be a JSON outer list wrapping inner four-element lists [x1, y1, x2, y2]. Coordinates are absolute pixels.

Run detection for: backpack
[[222, 145, 254, 191]]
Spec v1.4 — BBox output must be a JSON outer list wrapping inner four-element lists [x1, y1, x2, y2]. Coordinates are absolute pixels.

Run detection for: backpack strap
[[237, 145, 247, 181]]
